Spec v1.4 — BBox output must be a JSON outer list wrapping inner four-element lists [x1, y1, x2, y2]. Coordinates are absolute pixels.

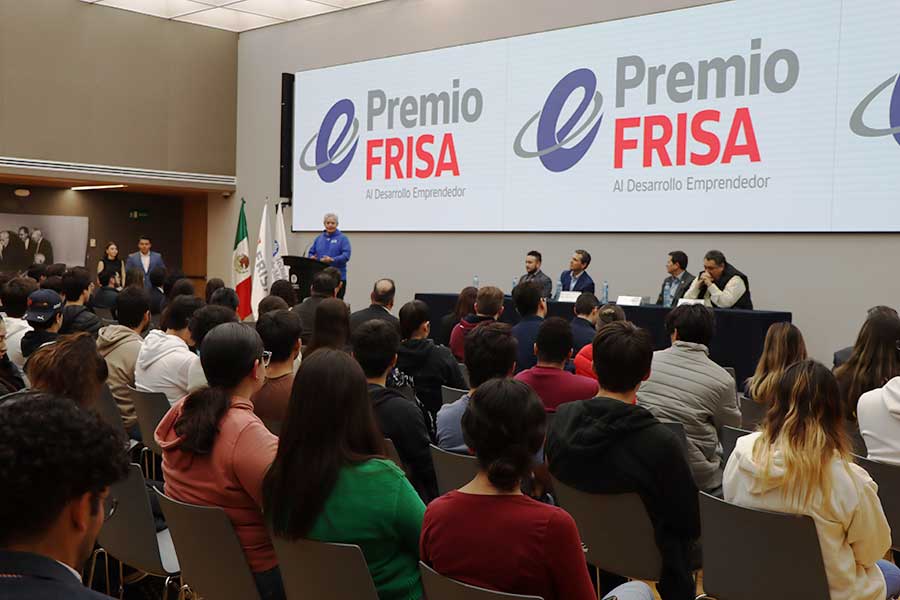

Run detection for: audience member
[[21, 289, 64, 360], [518, 250, 553, 298], [91, 269, 119, 318], [833, 305, 898, 369], [210, 287, 240, 314], [264, 350, 424, 600], [349, 278, 398, 333], [437, 322, 517, 452], [253, 309, 301, 424], [510, 281, 547, 373], [0, 320, 25, 395], [657, 250, 693, 308], [353, 319, 438, 503], [746, 322, 807, 403], [135, 295, 202, 404], [166, 277, 196, 304], [559, 249, 595, 294], [186, 305, 239, 392], [448, 286, 504, 361], [147, 266, 166, 315], [60, 268, 102, 336], [25, 262, 47, 284], [637, 304, 740, 493], [396, 300, 467, 417], [258, 294, 290, 316], [573, 303, 625, 378], [28, 333, 108, 410], [0, 393, 129, 599], [436, 286, 476, 347], [547, 321, 700, 600], [683, 249, 753, 309], [204, 277, 225, 303], [2, 277, 37, 368], [155, 322, 283, 600], [422, 378, 650, 600], [162, 269, 185, 298], [725, 360, 900, 600], [293, 271, 339, 345], [269, 279, 297, 308], [858, 373, 900, 466], [40, 275, 64, 297], [97, 287, 150, 438], [570, 292, 600, 352], [45, 263, 66, 279], [124, 267, 145, 289], [834, 310, 900, 421], [515, 317, 598, 412], [304, 297, 350, 357]]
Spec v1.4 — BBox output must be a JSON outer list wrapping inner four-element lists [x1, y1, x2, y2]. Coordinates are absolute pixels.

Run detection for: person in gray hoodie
[[135, 295, 202, 405], [637, 304, 740, 494], [97, 287, 150, 438]]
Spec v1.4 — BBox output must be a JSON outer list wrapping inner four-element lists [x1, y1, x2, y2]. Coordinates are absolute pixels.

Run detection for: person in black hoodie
[[396, 300, 467, 417], [21, 289, 64, 360], [546, 321, 700, 600], [59, 268, 102, 337], [352, 319, 438, 503]]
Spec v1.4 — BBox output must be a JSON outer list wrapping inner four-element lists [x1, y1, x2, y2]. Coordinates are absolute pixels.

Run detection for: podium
[[282, 256, 326, 303]]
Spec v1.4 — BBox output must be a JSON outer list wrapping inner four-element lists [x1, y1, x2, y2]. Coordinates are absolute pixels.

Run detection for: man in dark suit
[[657, 250, 694, 308], [350, 278, 399, 334], [510, 281, 547, 373], [30, 228, 53, 265], [124, 235, 165, 289], [559, 249, 595, 294], [293, 270, 340, 345], [0, 392, 129, 599], [571, 292, 600, 352]]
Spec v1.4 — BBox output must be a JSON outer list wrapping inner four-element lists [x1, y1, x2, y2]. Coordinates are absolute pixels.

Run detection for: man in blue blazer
[[124, 235, 166, 289], [0, 393, 129, 599], [559, 249, 595, 295]]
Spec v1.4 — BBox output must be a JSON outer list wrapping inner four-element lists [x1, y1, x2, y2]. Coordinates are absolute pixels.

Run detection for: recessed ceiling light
[[71, 184, 128, 191], [13, 189, 30, 197]]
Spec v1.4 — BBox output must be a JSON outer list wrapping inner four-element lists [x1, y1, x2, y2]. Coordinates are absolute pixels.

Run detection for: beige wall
[[0, 0, 237, 176], [226, 0, 893, 364]]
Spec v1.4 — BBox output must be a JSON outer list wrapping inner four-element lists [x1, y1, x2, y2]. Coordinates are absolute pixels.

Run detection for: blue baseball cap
[[24, 289, 63, 324]]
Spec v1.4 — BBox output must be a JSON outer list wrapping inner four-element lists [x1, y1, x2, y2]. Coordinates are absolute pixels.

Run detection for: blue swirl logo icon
[[300, 99, 360, 183], [513, 68, 604, 172], [850, 74, 900, 147]]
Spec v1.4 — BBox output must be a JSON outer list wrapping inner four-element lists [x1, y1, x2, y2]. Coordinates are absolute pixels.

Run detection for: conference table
[[415, 293, 792, 384]]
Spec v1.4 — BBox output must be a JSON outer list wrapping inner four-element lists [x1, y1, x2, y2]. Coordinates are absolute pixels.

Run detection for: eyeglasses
[[261, 351, 272, 368], [103, 495, 118, 522]]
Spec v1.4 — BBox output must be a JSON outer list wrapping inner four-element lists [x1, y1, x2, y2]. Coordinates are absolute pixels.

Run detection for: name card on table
[[678, 298, 706, 307], [557, 291, 581, 303], [616, 295, 643, 306]]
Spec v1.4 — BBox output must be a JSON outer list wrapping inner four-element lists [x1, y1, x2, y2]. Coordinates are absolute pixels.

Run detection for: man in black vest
[[683, 250, 753, 309]]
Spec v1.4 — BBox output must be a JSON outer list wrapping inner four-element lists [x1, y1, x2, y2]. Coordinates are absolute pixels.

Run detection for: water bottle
[[602, 280, 609, 304], [473, 275, 479, 288], [553, 280, 561, 302]]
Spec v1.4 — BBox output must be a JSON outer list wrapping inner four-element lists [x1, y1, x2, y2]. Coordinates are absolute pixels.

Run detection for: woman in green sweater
[[263, 349, 425, 600]]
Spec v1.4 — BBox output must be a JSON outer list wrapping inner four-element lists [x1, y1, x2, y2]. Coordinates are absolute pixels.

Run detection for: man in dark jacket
[[546, 321, 700, 600], [349, 278, 399, 334], [571, 292, 600, 352], [510, 281, 546, 374], [91, 269, 119, 318], [293, 271, 340, 345], [448, 285, 504, 361], [59, 268, 102, 337], [353, 319, 438, 503], [21, 289, 64, 360], [396, 299, 467, 417]]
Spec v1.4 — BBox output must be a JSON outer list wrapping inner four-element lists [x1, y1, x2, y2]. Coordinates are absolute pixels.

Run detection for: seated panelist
[[683, 250, 753, 310], [559, 249, 595, 295]]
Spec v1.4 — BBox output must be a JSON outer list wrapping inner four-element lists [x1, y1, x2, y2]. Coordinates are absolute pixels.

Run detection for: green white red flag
[[232, 199, 252, 320]]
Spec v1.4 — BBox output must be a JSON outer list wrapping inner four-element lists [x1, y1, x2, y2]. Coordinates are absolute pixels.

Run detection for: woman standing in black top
[[96, 241, 125, 287]]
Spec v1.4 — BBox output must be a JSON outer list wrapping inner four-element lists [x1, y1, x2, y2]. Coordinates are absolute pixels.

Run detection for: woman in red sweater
[[420, 378, 651, 600]]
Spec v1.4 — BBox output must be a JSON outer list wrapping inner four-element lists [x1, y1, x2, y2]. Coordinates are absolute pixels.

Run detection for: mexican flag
[[232, 199, 252, 320]]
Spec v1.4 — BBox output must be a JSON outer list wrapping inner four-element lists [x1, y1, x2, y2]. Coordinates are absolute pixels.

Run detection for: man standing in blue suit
[[125, 235, 166, 289], [559, 249, 595, 295]]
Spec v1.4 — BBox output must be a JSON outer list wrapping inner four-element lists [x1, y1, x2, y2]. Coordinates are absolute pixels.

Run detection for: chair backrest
[[854, 456, 900, 551], [724, 366, 738, 386], [99, 464, 175, 577], [95, 383, 128, 437], [419, 562, 542, 600], [739, 394, 767, 430], [699, 492, 830, 600], [94, 306, 114, 321], [384, 438, 407, 473], [430, 444, 479, 495], [271, 537, 378, 600], [550, 477, 661, 581], [441, 385, 467, 405], [129, 386, 171, 455], [721, 425, 753, 467], [458, 363, 470, 388], [154, 489, 261, 600]]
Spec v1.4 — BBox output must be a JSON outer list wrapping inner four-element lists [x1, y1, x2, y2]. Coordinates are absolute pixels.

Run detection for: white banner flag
[[251, 203, 270, 319], [271, 203, 290, 282]]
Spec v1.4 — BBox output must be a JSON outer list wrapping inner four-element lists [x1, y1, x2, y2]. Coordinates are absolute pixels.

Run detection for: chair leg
[[117, 559, 124, 600]]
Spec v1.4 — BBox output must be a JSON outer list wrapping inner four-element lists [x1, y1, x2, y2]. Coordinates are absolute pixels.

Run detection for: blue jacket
[[308, 229, 351, 279], [0, 550, 110, 599], [511, 315, 544, 374], [571, 316, 596, 353], [559, 270, 595, 294], [124, 251, 166, 289]]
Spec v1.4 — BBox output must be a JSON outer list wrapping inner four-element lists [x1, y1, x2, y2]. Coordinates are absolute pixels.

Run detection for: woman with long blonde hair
[[724, 360, 899, 600], [746, 322, 807, 404], [834, 311, 900, 420]]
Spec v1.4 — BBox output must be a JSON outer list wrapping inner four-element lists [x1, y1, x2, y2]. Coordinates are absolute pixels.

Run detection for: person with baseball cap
[[20, 289, 63, 360]]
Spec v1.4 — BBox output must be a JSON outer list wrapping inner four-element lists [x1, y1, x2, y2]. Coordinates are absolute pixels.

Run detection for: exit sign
[[129, 209, 149, 220]]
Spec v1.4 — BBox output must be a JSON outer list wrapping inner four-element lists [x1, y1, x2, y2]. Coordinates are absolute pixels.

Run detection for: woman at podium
[[308, 212, 352, 299]]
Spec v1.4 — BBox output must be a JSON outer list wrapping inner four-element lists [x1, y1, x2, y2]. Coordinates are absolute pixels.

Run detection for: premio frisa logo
[[513, 68, 604, 172], [850, 73, 900, 147], [299, 98, 360, 183]]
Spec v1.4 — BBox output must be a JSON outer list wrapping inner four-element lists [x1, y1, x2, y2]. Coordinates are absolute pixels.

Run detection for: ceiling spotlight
[[13, 189, 30, 197], [70, 184, 128, 191]]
